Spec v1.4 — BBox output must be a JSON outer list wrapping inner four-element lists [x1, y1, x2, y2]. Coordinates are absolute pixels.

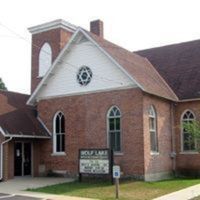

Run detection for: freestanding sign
[[113, 165, 120, 199], [113, 165, 120, 178], [79, 149, 113, 182]]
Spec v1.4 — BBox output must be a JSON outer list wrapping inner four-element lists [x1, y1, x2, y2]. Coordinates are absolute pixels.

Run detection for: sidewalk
[[154, 184, 200, 200], [10, 191, 95, 200], [0, 177, 95, 200], [0, 177, 73, 194]]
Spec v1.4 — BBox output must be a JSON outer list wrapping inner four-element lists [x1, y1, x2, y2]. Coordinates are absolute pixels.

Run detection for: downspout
[[170, 102, 176, 175], [0, 136, 13, 181]]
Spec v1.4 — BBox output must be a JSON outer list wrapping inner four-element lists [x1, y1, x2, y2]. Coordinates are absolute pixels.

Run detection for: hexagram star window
[[77, 66, 93, 86]]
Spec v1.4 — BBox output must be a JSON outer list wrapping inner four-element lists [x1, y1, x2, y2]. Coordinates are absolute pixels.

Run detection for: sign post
[[113, 165, 120, 199]]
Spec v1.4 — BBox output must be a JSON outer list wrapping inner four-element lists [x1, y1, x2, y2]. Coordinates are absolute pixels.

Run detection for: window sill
[[150, 152, 159, 156], [51, 152, 66, 156], [114, 152, 123, 156], [179, 151, 199, 155]]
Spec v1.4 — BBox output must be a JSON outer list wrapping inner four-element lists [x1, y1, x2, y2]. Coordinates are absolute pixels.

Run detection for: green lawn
[[28, 178, 200, 200]]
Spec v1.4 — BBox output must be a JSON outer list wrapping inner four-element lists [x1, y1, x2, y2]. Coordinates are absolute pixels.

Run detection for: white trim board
[[28, 19, 77, 34], [36, 86, 136, 102], [0, 127, 6, 137], [0, 126, 50, 139], [4, 134, 50, 139], [179, 98, 200, 102]]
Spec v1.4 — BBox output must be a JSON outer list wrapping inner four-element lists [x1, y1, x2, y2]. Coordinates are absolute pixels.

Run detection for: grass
[[27, 178, 200, 200]]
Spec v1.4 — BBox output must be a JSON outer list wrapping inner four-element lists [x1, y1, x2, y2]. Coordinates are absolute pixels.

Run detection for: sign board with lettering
[[79, 149, 111, 175]]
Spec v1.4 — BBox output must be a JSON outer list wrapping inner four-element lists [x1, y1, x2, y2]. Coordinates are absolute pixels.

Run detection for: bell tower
[[28, 19, 76, 93]]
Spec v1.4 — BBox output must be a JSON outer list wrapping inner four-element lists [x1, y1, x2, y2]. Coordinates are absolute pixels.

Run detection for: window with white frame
[[39, 42, 52, 77], [107, 106, 121, 152], [53, 112, 65, 153], [148, 106, 158, 153], [181, 110, 196, 151]]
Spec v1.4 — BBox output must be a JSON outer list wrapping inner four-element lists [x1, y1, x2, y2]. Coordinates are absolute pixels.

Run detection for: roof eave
[[28, 19, 77, 34], [178, 97, 200, 102], [4, 134, 50, 139], [144, 90, 178, 102]]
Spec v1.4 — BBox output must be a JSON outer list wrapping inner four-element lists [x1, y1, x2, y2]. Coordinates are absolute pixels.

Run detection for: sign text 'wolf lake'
[[79, 149, 110, 174]]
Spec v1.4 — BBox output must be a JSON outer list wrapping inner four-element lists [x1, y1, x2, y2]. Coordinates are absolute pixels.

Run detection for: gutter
[[3, 134, 50, 139], [0, 136, 12, 181], [178, 98, 200, 102]]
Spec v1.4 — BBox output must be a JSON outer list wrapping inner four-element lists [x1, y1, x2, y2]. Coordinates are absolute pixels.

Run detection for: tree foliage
[[0, 78, 7, 90], [183, 120, 200, 152]]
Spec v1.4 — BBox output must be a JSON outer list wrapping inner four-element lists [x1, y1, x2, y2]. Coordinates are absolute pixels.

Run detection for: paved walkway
[[0, 177, 73, 194], [154, 183, 200, 200], [0, 177, 94, 200]]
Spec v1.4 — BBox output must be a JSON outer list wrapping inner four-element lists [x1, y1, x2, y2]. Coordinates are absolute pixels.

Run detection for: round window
[[77, 66, 93, 86]]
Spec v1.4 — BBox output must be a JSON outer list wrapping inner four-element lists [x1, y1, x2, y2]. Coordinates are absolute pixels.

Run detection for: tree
[[183, 121, 200, 152], [0, 78, 7, 90]]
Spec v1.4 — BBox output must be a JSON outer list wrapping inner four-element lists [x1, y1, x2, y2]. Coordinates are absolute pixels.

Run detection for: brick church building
[[0, 19, 200, 181]]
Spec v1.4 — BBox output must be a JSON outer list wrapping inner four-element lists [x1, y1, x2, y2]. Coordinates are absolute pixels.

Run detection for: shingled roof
[[87, 31, 178, 101], [0, 90, 50, 138], [136, 39, 200, 100]]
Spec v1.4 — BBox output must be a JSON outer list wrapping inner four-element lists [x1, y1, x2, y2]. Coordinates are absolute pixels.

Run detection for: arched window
[[181, 110, 196, 151], [107, 106, 121, 152], [53, 112, 65, 153], [148, 106, 158, 153], [39, 42, 52, 77]]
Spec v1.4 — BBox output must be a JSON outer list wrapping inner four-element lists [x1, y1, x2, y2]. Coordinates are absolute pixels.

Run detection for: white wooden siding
[[37, 39, 137, 100]]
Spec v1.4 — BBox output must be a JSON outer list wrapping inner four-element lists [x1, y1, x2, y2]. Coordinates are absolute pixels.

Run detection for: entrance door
[[14, 143, 22, 176], [14, 142, 32, 176], [24, 143, 32, 176]]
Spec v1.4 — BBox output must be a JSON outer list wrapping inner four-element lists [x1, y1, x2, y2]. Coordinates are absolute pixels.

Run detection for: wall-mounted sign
[[79, 149, 110, 175]]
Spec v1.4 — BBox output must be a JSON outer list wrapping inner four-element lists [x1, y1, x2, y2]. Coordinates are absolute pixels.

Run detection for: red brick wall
[[175, 101, 200, 173], [0, 94, 15, 180], [0, 138, 14, 181], [6, 141, 14, 180], [0, 134, 10, 181], [31, 28, 73, 93], [0, 134, 6, 180], [37, 88, 145, 177], [143, 94, 173, 178], [32, 140, 40, 177]]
